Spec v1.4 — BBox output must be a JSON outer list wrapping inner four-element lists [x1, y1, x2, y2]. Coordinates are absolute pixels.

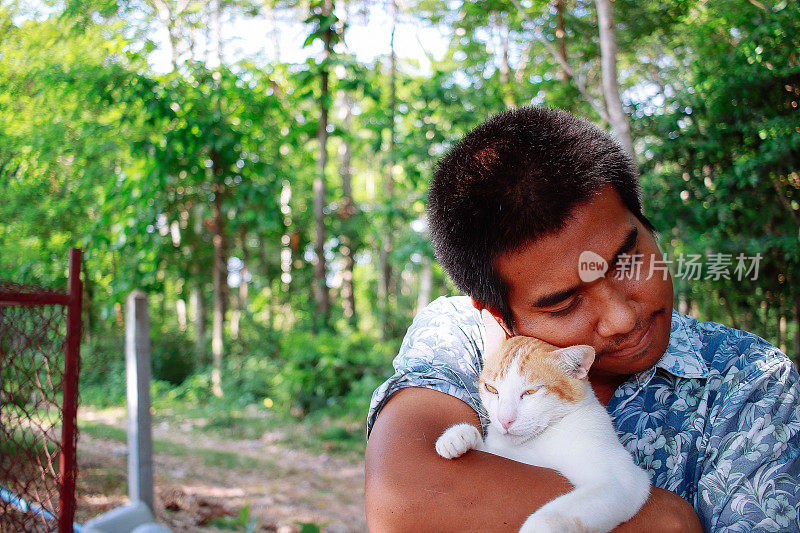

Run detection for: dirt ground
[[75, 409, 367, 532]]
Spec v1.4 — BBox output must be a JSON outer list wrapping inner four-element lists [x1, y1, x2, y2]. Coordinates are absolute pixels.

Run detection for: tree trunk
[[210, 153, 228, 398], [191, 203, 207, 361], [312, 0, 334, 332], [498, 18, 515, 108], [722, 294, 739, 330], [277, 181, 296, 330], [159, 284, 166, 324], [509, 0, 611, 123], [378, 0, 398, 339], [82, 262, 92, 343], [555, 0, 568, 82], [151, 0, 181, 71], [595, 0, 634, 157], [207, 0, 222, 69], [176, 297, 187, 332], [417, 256, 433, 313], [794, 298, 800, 369], [231, 230, 248, 341], [279, 180, 293, 291], [191, 283, 206, 361], [339, 97, 358, 327], [779, 312, 787, 354], [208, 1, 227, 393], [678, 291, 688, 315], [211, 249, 224, 398]]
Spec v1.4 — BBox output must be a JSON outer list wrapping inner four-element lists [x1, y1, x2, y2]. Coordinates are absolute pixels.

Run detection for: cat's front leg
[[435, 423, 483, 459]]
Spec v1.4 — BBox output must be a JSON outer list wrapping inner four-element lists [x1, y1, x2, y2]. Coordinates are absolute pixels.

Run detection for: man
[[364, 107, 800, 531]]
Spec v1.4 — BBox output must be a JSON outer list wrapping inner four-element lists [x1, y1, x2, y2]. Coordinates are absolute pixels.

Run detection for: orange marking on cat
[[482, 336, 585, 403]]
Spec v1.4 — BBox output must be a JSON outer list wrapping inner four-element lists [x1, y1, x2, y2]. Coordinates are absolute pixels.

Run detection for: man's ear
[[471, 298, 514, 337], [551, 345, 595, 380]]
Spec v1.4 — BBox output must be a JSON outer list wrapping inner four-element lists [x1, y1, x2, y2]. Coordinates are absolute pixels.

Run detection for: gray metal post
[[125, 290, 154, 511]]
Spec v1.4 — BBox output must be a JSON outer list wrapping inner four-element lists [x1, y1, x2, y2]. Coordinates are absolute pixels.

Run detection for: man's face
[[494, 188, 674, 381]]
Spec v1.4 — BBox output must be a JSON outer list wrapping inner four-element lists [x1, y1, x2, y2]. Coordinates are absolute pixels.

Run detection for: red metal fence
[[0, 248, 83, 532]]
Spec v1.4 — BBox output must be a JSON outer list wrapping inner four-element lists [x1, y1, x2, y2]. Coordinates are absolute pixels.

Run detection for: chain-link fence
[[0, 249, 82, 532]]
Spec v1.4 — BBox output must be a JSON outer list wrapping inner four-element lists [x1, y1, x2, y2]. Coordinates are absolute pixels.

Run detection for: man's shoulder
[[672, 310, 792, 380], [417, 295, 478, 319], [407, 295, 482, 335]]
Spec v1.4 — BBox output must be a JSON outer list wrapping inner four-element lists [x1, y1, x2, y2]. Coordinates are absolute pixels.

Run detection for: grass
[[73, 397, 364, 532], [79, 419, 280, 471], [79, 420, 126, 442], [77, 397, 367, 471], [147, 401, 367, 457], [0, 420, 61, 471]]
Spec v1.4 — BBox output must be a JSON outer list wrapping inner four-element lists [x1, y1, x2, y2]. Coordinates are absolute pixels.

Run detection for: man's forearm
[[365, 387, 702, 533], [366, 387, 575, 532]]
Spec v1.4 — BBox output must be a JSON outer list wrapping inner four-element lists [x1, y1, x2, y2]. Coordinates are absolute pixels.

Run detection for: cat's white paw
[[435, 423, 482, 459], [519, 511, 591, 533]]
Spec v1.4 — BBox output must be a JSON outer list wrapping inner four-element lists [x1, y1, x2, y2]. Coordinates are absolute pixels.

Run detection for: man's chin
[[595, 308, 671, 374]]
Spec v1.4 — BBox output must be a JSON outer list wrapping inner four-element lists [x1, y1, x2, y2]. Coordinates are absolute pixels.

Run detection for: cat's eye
[[522, 388, 539, 397], [484, 383, 498, 394]]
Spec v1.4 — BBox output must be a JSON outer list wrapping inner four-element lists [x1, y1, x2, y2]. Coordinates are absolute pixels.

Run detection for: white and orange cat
[[435, 323, 650, 533]]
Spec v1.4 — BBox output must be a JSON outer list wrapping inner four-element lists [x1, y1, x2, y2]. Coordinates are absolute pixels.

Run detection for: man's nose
[[595, 281, 637, 338]]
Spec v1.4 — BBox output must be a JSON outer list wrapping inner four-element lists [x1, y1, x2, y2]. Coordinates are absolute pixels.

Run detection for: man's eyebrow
[[607, 227, 639, 269], [533, 286, 580, 309], [531, 226, 639, 309]]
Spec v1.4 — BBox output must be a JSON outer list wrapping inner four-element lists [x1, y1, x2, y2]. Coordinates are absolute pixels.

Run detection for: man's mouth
[[599, 309, 664, 359]]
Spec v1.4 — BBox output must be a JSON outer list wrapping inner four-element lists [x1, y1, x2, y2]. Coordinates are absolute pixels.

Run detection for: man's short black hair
[[427, 106, 654, 330]]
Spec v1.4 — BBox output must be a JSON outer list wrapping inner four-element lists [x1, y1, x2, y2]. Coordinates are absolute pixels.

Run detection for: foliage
[[80, 333, 127, 407], [638, 0, 800, 339], [210, 503, 258, 533], [151, 330, 197, 385], [2, 0, 798, 428], [269, 331, 396, 413]]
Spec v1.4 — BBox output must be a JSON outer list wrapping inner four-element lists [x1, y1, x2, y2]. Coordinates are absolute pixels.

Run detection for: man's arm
[[365, 387, 702, 533]]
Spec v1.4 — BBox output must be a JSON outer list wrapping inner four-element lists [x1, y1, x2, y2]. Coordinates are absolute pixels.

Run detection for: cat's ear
[[480, 309, 510, 356], [552, 345, 595, 380]]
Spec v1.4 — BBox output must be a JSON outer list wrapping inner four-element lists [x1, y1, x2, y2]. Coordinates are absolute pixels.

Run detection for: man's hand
[[615, 487, 703, 532]]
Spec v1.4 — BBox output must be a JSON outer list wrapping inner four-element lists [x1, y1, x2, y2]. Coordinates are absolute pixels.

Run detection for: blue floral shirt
[[367, 296, 800, 532]]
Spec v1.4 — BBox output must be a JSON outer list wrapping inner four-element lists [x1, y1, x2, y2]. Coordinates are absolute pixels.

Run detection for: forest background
[[1, 0, 799, 496]]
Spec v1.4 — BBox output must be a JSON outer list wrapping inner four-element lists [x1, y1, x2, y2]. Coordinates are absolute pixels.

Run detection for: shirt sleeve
[[366, 296, 486, 437], [697, 352, 800, 532]]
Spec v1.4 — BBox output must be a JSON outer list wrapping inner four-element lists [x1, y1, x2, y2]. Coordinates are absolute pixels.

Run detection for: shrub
[[80, 327, 195, 407], [269, 331, 396, 414], [221, 354, 279, 407], [79, 333, 126, 407], [150, 329, 195, 385]]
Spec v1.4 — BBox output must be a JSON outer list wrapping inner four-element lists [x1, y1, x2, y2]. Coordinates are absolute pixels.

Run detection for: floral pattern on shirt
[[367, 296, 800, 532]]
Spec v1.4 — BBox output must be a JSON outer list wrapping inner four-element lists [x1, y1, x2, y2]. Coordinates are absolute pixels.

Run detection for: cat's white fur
[[435, 341, 650, 533]]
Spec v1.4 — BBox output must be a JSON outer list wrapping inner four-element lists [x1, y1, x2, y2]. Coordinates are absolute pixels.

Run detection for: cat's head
[[479, 336, 595, 442]]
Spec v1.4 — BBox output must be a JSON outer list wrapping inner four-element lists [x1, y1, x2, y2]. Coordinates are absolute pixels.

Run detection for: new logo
[[578, 250, 608, 283]]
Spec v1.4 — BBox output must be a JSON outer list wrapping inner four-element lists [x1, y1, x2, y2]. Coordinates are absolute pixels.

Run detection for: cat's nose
[[500, 417, 515, 430]]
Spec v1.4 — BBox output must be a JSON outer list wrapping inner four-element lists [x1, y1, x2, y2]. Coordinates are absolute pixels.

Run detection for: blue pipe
[[0, 485, 82, 532]]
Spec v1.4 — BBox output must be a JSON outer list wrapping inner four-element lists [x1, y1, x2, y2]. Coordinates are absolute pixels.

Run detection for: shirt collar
[[652, 309, 710, 379]]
